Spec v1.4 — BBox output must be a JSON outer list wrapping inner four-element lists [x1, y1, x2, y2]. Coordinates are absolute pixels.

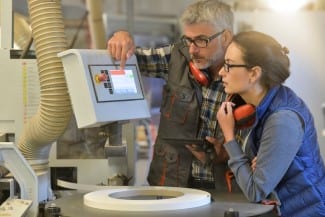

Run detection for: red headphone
[[228, 94, 256, 129], [189, 61, 210, 86], [189, 62, 255, 128]]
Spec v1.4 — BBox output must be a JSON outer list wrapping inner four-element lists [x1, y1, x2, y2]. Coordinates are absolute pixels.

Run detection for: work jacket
[[252, 85, 325, 217], [145, 43, 241, 191], [146, 43, 201, 187]]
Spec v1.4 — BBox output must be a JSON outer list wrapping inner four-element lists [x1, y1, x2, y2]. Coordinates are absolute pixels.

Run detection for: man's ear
[[222, 30, 233, 48]]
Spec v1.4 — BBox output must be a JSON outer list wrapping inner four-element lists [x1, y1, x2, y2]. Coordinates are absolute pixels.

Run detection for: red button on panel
[[95, 73, 107, 83]]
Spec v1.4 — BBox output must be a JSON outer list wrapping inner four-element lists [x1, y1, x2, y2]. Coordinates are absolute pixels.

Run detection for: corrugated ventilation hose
[[18, 0, 72, 168]]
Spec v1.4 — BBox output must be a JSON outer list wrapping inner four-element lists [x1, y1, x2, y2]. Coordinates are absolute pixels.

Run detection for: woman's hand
[[217, 102, 236, 143]]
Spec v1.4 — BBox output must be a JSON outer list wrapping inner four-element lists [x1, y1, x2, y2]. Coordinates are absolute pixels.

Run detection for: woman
[[216, 31, 325, 217]]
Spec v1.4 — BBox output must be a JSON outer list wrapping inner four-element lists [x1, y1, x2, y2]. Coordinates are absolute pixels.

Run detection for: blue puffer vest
[[252, 85, 325, 217]]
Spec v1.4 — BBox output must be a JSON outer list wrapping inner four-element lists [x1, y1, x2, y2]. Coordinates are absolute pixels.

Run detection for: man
[[107, 0, 238, 190]]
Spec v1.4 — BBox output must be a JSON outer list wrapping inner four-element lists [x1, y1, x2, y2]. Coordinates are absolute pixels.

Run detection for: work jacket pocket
[[148, 145, 179, 186], [160, 85, 197, 124], [164, 150, 178, 163], [153, 145, 178, 164]]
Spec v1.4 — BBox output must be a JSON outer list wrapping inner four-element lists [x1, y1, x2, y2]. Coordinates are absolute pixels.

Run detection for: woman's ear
[[249, 66, 262, 83]]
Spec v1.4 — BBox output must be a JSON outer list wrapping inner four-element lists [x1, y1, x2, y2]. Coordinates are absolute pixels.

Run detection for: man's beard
[[190, 55, 210, 69], [191, 49, 224, 70]]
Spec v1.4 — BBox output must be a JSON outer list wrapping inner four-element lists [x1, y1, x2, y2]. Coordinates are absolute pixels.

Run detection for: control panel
[[58, 49, 151, 128]]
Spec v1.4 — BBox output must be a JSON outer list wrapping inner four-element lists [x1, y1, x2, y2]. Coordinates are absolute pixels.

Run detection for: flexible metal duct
[[18, 0, 72, 163]]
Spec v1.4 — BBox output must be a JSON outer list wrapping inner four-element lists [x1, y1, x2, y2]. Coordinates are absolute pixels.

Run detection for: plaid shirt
[[135, 44, 227, 182], [192, 82, 227, 182]]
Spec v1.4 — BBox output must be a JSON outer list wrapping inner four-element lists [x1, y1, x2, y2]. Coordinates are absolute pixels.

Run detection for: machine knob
[[224, 208, 239, 217], [45, 204, 61, 217]]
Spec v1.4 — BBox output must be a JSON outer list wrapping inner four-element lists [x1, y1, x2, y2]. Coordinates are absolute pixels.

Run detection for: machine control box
[[58, 49, 150, 128]]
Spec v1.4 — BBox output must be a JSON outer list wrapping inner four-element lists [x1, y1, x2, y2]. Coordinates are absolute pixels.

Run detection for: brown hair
[[232, 31, 290, 89]]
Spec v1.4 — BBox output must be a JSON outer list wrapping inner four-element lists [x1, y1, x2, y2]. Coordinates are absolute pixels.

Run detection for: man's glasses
[[181, 30, 225, 48], [223, 62, 250, 72]]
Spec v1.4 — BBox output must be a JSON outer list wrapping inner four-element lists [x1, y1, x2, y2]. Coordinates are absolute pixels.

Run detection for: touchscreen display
[[88, 64, 144, 102]]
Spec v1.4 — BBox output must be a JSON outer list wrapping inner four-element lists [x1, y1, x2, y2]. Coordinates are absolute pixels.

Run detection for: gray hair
[[179, 0, 234, 33]]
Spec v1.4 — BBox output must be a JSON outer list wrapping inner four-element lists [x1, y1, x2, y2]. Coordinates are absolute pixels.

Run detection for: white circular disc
[[84, 186, 211, 211]]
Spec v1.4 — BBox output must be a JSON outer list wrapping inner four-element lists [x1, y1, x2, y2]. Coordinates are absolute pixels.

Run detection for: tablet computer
[[163, 137, 214, 153]]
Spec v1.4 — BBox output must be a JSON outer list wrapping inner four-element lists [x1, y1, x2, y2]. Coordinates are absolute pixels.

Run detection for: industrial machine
[[50, 49, 151, 187], [0, 0, 39, 213], [1, 0, 324, 217], [0, 0, 272, 214], [0, 0, 151, 216]]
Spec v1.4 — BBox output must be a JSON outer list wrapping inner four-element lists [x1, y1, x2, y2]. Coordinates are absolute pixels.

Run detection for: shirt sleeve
[[224, 110, 304, 202], [135, 44, 173, 80]]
